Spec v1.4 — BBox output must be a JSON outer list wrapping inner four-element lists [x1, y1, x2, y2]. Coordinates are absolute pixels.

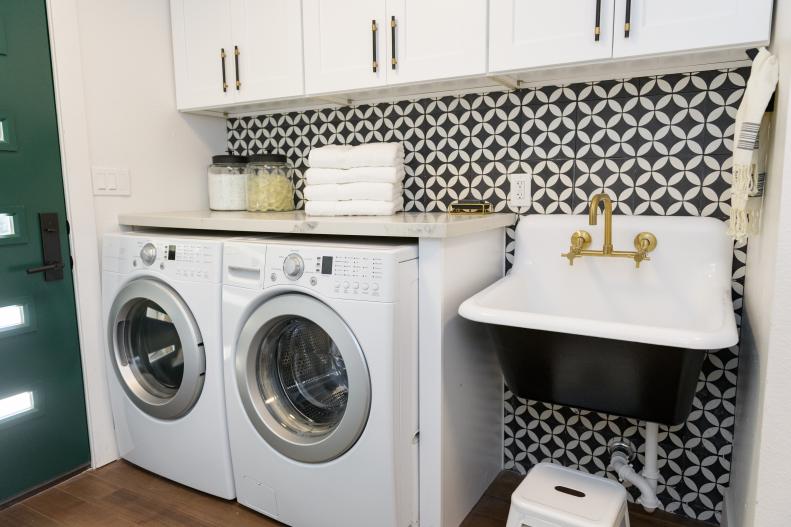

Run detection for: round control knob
[[371, 283, 380, 292], [140, 243, 157, 266], [282, 253, 304, 280]]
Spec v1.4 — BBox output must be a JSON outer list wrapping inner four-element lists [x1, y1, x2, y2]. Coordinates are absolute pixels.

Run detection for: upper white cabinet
[[489, 0, 615, 73], [387, 0, 488, 86], [612, 0, 773, 58], [170, 0, 774, 112], [302, 0, 387, 94], [170, 0, 304, 110], [171, 0, 234, 109], [230, 0, 304, 104], [302, 0, 488, 95]]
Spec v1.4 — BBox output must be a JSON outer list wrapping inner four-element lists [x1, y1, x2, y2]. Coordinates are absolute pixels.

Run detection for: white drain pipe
[[642, 422, 659, 494], [608, 421, 661, 513]]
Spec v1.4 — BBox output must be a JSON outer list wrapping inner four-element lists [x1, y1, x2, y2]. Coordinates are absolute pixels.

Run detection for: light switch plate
[[508, 172, 531, 208], [92, 167, 131, 196]]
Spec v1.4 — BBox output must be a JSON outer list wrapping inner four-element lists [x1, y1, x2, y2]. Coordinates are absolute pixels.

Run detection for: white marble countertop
[[118, 210, 516, 239]]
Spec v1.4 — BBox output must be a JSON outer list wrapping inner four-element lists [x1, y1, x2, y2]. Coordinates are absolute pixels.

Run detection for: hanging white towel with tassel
[[728, 48, 778, 241]]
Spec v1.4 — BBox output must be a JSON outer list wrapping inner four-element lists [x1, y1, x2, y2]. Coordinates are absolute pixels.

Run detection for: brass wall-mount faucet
[[561, 193, 657, 268]]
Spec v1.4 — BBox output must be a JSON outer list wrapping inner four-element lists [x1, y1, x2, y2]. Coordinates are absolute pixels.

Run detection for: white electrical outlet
[[508, 172, 531, 208]]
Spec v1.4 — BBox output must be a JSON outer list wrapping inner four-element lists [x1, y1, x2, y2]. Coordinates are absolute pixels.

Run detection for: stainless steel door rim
[[108, 278, 206, 420], [236, 293, 371, 463]]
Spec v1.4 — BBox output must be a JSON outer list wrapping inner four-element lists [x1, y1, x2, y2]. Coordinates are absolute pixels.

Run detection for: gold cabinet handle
[[594, 0, 602, 41], [220, 48, 228, 92], [390, 16, 397, 68], [371, 19, 378, 73], [234, 45, 241, 90]]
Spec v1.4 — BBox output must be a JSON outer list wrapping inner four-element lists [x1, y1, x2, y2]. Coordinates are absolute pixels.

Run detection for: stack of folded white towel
[[304, 143, 405, 216]]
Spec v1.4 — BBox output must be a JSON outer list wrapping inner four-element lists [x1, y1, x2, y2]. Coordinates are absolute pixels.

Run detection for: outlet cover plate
[[508, 172, 531, 208], [92, 167, 131, 196]]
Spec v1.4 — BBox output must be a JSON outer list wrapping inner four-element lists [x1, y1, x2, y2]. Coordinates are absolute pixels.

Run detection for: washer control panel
[[106, 235, 223, 283], [265, 245, 401, 302]]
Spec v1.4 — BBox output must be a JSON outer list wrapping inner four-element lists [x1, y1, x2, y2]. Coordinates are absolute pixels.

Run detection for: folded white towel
[[305, 182, 402, 202], [305, 166, 405, 185], [305, 198, 404, 217], [308, 143, 405, 169]]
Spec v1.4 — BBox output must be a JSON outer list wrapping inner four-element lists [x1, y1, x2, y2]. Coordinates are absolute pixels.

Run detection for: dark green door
[[0, 0, 90, 504]]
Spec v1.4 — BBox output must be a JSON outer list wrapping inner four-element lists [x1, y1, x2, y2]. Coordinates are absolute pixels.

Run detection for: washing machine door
[[236, 293, 371, 463], [108, 279, 205, 420]]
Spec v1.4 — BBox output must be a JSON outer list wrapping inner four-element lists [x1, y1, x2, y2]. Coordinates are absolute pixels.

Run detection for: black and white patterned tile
[[227, 66, 749, 525]]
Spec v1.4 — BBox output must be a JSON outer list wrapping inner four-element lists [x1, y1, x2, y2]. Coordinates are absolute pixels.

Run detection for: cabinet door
[[488, 0, 614, 73], [170, 0, 234, 110], [612, 0, 772, 58], [230, 0, 304, 103], [386, 0, 487, 85], [302, 0, 387, 95]]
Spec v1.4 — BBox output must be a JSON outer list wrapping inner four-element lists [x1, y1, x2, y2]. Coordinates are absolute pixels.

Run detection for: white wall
[[76, 0, 226, 235], [728, 3, 791, 525], [49, 0, 226, 466]]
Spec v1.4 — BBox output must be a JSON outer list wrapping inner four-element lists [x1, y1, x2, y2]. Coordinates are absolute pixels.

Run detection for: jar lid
[[212, 154, 248, 164], [248, 153, 288, 164]]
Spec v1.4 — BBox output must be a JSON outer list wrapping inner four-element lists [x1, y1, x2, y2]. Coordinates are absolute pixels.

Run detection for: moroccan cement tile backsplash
[[227, 66, 748, 524]]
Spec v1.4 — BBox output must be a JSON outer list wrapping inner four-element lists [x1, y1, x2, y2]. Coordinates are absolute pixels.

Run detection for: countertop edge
[[117, 211, 517, 239]]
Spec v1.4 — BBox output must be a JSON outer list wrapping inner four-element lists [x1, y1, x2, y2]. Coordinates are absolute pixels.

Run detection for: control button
[[310, 276, 318, 286], [140, 243, 157, 266], [282, 253, 305, 280], [342, 281, 350, 289], [132, 259, 138, 267], [353, 282, 359, 289], [159, 262, 165, 270], [371, 283, 380, 291], [362, 283, 369, 291], [270, 273, 277, 282]]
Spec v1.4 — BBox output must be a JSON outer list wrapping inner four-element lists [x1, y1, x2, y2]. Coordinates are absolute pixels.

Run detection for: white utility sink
[[458, 213, 738, 424], [460, 214, 738, 350]]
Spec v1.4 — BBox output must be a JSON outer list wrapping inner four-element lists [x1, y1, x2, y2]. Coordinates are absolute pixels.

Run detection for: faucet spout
[[589, 193, 614, 254]]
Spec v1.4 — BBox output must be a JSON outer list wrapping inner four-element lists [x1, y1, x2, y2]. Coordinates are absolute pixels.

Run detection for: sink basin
[[459, 214, 738, 424]]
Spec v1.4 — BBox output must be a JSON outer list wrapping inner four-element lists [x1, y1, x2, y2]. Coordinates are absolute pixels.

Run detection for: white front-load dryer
[[102, 232, 234, 499], [223, 237, 419, 527]]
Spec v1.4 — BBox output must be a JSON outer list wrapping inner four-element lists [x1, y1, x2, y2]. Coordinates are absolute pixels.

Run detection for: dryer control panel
[[262, 243, 413, 303]]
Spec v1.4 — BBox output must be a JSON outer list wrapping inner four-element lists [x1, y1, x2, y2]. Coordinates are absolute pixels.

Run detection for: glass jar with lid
[[246, 154, 295, 212], [208, 154, 248, 211]]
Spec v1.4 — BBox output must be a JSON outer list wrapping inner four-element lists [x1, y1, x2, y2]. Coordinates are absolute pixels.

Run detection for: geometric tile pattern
[[227, 67, 749, 525]]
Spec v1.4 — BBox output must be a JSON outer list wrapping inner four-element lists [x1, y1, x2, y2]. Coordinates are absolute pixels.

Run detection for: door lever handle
[[27, 262, 65, 275], [29, 213, 65, 281]]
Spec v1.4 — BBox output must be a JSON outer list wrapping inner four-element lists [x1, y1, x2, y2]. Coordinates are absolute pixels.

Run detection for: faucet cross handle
[[561, 230, 592, 266], [632, 232, 658, 268]]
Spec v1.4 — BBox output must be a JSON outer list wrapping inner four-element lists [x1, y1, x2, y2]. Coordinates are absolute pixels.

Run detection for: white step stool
[[506, 463, 630, 527]]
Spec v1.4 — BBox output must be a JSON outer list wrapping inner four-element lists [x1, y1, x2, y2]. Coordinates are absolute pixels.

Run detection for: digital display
[[321, 256, 333, 275], [168, 245, 176, 261]]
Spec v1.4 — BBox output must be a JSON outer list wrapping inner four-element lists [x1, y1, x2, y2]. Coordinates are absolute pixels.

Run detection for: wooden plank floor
[[0, 461, 711, 527]]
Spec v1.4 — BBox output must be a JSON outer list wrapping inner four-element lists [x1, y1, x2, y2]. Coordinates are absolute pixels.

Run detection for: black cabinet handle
[[391, 16, 397, 69], [234, 45, 241, 90], [595, 0, 602, 41], [371, 19, 378, 73], [624, 0, 632, 37], [220, 48, 228, 92]]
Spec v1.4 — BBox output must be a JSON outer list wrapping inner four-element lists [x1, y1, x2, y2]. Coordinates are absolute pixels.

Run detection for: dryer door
[[236, 294, 371, 463], [108, 279, 205, 420]]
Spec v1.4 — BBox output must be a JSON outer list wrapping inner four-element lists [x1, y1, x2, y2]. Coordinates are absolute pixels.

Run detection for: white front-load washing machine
[[223, 237, 419, 527], [102, 232, 235, 499]]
